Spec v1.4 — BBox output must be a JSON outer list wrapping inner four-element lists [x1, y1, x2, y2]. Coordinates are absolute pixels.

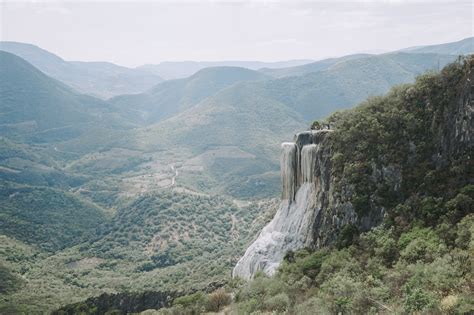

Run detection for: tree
[[311, 120, 322, 130], [206, 289, 232, 312]]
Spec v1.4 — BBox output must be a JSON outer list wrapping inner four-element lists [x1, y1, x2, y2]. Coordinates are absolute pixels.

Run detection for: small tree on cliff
[[311, 120, 322, 130]]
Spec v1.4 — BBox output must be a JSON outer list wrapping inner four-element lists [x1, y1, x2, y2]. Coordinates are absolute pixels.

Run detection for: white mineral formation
[[233, 130, 332, 280], [281, 142, 297, 200]]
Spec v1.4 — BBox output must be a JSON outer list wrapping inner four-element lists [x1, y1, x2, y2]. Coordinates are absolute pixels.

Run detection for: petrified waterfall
[[301, 144, 318, 183], [233, 130, 332, 280], [281, 142, 297, 200]]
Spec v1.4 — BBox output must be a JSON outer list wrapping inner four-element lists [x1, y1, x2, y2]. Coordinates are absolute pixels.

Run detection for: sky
[[0, 0, 472, 67]]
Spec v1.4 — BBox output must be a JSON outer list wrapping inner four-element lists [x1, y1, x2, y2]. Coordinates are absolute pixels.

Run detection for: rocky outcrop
[[232, 128, 404, 279], [435, 64, 473, 164], [233, 130, 334, 279]]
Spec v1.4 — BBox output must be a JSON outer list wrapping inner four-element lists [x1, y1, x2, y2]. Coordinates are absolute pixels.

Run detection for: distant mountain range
[[137, 37, 473, 80], [1, 37, 471, 98], [137, 60, 314, 80], [0, 42, 164, 99]]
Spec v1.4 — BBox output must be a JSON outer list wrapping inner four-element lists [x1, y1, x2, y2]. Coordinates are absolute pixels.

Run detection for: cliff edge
[[234, 56, 473, 280]]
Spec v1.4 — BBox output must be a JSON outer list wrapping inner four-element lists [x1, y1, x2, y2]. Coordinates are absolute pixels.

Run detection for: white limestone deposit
[[233, 130, 332, 279]]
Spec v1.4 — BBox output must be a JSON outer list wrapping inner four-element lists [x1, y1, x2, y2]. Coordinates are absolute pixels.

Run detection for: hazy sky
[[1, 0, 472, 67]]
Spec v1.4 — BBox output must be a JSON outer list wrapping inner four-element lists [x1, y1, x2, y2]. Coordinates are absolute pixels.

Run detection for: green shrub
[[264, 292, 290, 312], [403, 286, 437, 313], [455, 214, 474, 250], [173, 291, 206, 311], [398, 227, 446, 263], [206, 289, 231, 312]]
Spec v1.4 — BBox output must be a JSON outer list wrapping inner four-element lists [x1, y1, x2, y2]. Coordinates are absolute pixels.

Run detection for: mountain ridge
[[399, 36, 473, 55], [0, 41, 163, 98], [110, 66, 269, 125]]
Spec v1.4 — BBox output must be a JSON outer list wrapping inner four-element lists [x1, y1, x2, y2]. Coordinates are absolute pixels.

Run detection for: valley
[[0, 36, 472, 313]]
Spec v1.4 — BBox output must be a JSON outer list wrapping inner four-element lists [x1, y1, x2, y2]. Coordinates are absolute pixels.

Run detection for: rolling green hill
[[0, 183, 108, 251], [0, 137, 86, 188], [112, 52, 457, 134], [121, 81, 305, 197], [0, 41, 163, 98], [110, 66, 269, 125]]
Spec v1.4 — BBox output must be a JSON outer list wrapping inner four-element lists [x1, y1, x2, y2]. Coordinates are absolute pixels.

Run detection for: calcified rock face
[[233, 130, 333, 280]]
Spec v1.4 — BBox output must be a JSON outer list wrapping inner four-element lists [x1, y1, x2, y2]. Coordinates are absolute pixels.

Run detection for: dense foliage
[[0, 193, 274, 313], [327, 56, 471, 226], [86, 190, 261, 272], [0, 183, 107, 251], [232, 213, 472, 314]]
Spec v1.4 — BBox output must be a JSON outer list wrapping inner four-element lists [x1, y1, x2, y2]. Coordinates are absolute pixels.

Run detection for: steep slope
[[110, 66, 269, 125], [137, 60, 313, 80], [0, 41, 162, 98], [401, 36, 473, 55], [234, 55, 473, 279], [0, 51, 133, 143]]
